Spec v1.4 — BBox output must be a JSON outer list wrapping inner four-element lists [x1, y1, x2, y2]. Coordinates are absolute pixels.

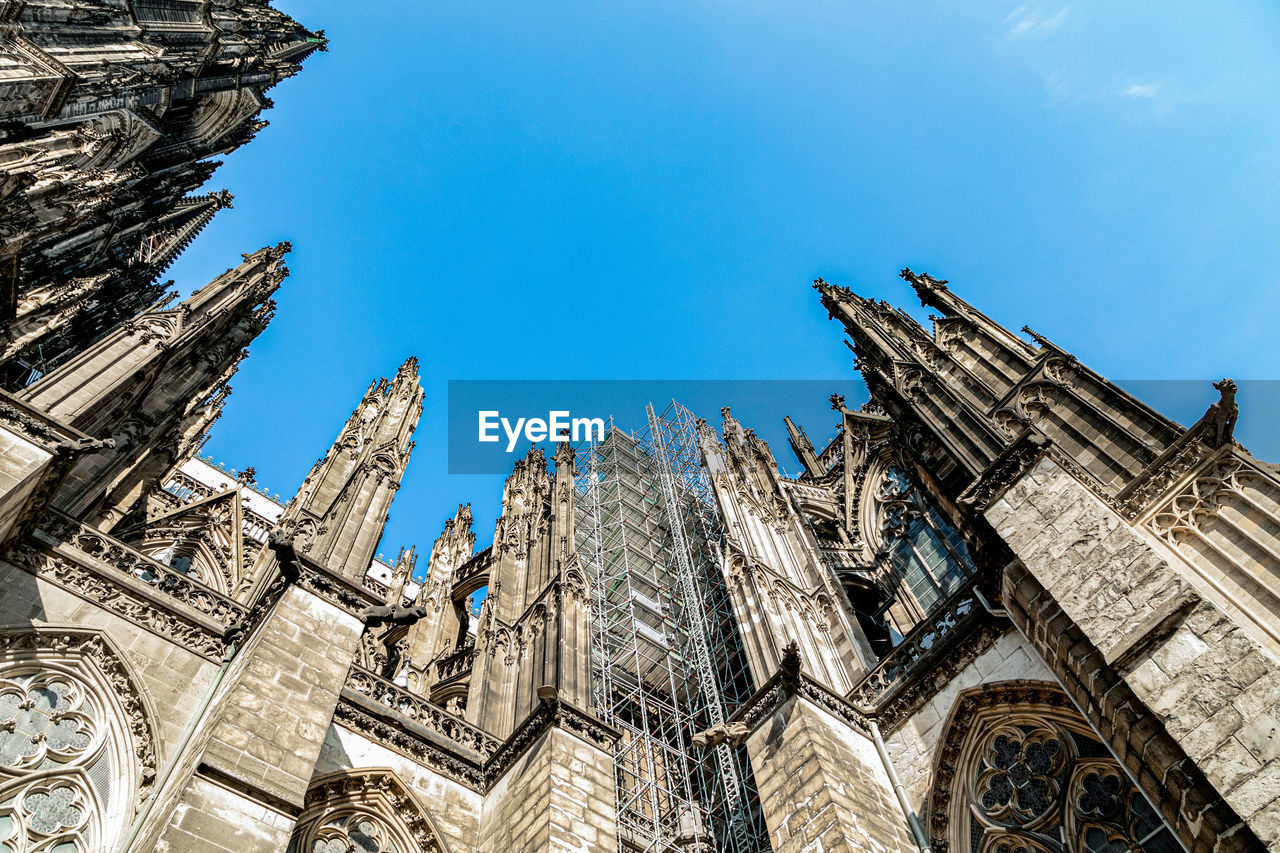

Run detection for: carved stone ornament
[[959, 430, 1049, 510], [5, 539, 230, 661], [848, 577, 1006, 732], [336, 666, 618, 794], [926, 681, 1182, 853], [37, 512, 245, 629], [291, 769, 450, 853], [0, 627, 160, 853], [332, 698, 485, 792]]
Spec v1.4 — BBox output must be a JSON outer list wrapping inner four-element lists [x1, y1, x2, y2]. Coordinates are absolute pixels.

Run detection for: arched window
[[928, 682, 1183, 853], [875, 468, 976, 634], [288, 770, 449, 853], [0, 630, 156, 853]]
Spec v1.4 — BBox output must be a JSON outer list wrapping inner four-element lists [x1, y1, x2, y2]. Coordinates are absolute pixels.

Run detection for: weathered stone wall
[[746, 695, 915, 853], [316, 723, 483, 853], [884, 628, 1054, 814], [0, 427, 54, 543], [154, 776, 295, 853], [987, 456, 1278, 851], [0, 558, 220, 754], [479, 726, 618, 853], [199, 586, 362, 807], [147, 584, 363, 853]]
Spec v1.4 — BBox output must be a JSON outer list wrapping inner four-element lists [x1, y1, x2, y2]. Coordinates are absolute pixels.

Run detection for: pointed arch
[[289, 768, 451, 853], [926, 681, 1184, 853], [0, 627, 160, 853]]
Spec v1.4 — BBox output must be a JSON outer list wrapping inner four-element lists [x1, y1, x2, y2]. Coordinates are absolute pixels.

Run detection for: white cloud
[[1005, 5, 1070, 40], [1120, 83, 1161, 99], [1043, 69, 1071, 101]]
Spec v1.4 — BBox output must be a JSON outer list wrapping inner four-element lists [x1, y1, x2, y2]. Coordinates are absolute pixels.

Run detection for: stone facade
[[1, 57, 1278, 846], [0, 0, 325, 385]]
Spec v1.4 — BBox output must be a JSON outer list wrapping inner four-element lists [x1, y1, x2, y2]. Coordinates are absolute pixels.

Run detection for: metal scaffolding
[[575, 401, 769, 853]]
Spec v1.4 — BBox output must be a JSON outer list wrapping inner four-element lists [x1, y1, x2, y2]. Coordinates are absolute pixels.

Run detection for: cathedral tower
[[402, 503, 478, 700], [466, 443, 593, 738], [16, 243, 289, 528], [702, 406, 869, 692], [0, 0, 324, 383], [816, 270, 1280, 852]]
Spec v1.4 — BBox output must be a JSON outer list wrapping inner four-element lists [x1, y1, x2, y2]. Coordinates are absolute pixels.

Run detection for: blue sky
[[165, 1, 1280, 567]]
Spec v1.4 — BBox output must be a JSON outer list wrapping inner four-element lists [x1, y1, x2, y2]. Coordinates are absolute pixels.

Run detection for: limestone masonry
[[1, 4, 1278, 852]]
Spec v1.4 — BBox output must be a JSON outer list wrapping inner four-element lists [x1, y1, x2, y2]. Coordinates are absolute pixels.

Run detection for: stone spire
[[784, 415, 822, 477], [0, 0, 323, 385], [402, 504, 478, 691], [467, 445, 593, 737], [280, 357, 424, 583], [2, 190, 236, 387], [17, 243, 289, 525], [815, 270, 1183, 497], [386, 545, 418, 604], [701, 407, 866, 693]]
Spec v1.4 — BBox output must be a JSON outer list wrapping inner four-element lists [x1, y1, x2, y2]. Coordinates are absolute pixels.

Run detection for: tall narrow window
[[878, 468, 975, 632]]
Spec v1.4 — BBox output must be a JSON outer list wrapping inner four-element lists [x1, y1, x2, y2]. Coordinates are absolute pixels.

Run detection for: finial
[[396, 356, 419, 378], [829, 393, 846, 411], [900, 267, 947, 288], [554, 440, 575, 465]]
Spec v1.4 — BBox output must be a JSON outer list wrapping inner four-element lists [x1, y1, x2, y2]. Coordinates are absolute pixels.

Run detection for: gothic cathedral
[[1, 4, 1277, 853]]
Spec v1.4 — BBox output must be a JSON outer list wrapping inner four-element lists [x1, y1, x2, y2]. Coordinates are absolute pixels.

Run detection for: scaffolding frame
[[575, 401, 770, 853]]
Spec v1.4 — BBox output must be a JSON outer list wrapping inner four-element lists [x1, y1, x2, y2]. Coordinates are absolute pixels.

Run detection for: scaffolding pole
[[576, 402, 770, 853]]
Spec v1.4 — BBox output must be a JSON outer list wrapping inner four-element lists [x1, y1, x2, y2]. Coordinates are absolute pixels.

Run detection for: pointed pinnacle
[[396, 356, 420, 379]]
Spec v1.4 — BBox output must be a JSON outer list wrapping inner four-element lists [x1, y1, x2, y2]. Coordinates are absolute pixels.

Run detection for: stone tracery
[[0, 630, 156, 853], [929, 683, 1183, 853], [288, 770, 448, 853]]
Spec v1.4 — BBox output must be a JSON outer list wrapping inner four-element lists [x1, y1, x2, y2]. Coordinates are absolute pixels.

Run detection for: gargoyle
[[1205, 378, 1238, 446], [780, 639, 802, 693], [267, 529, 301, 584], [360, 604, 428, 629], [691, 721, 749, 750], [222, 617, 248, 648], [53, 437, 116, 455]]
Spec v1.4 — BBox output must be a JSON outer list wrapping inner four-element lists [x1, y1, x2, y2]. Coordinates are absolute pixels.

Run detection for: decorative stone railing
[[162, 471, 214, 502], [344, 665, 500, 757], [162, 471, 277, 545], [848, 578, 983, 711], [362, 575, 389, 600], [38, 512, 246, 630], [240, 509, 273, 545], [434, 644, 477, 682], [820, 546, 865, 572]]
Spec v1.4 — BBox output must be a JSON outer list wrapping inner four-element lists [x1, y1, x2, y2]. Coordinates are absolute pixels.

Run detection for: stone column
[[744, 691, 916, 853], [136, 576, 366, 853], [479, 705, 619, 853]]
